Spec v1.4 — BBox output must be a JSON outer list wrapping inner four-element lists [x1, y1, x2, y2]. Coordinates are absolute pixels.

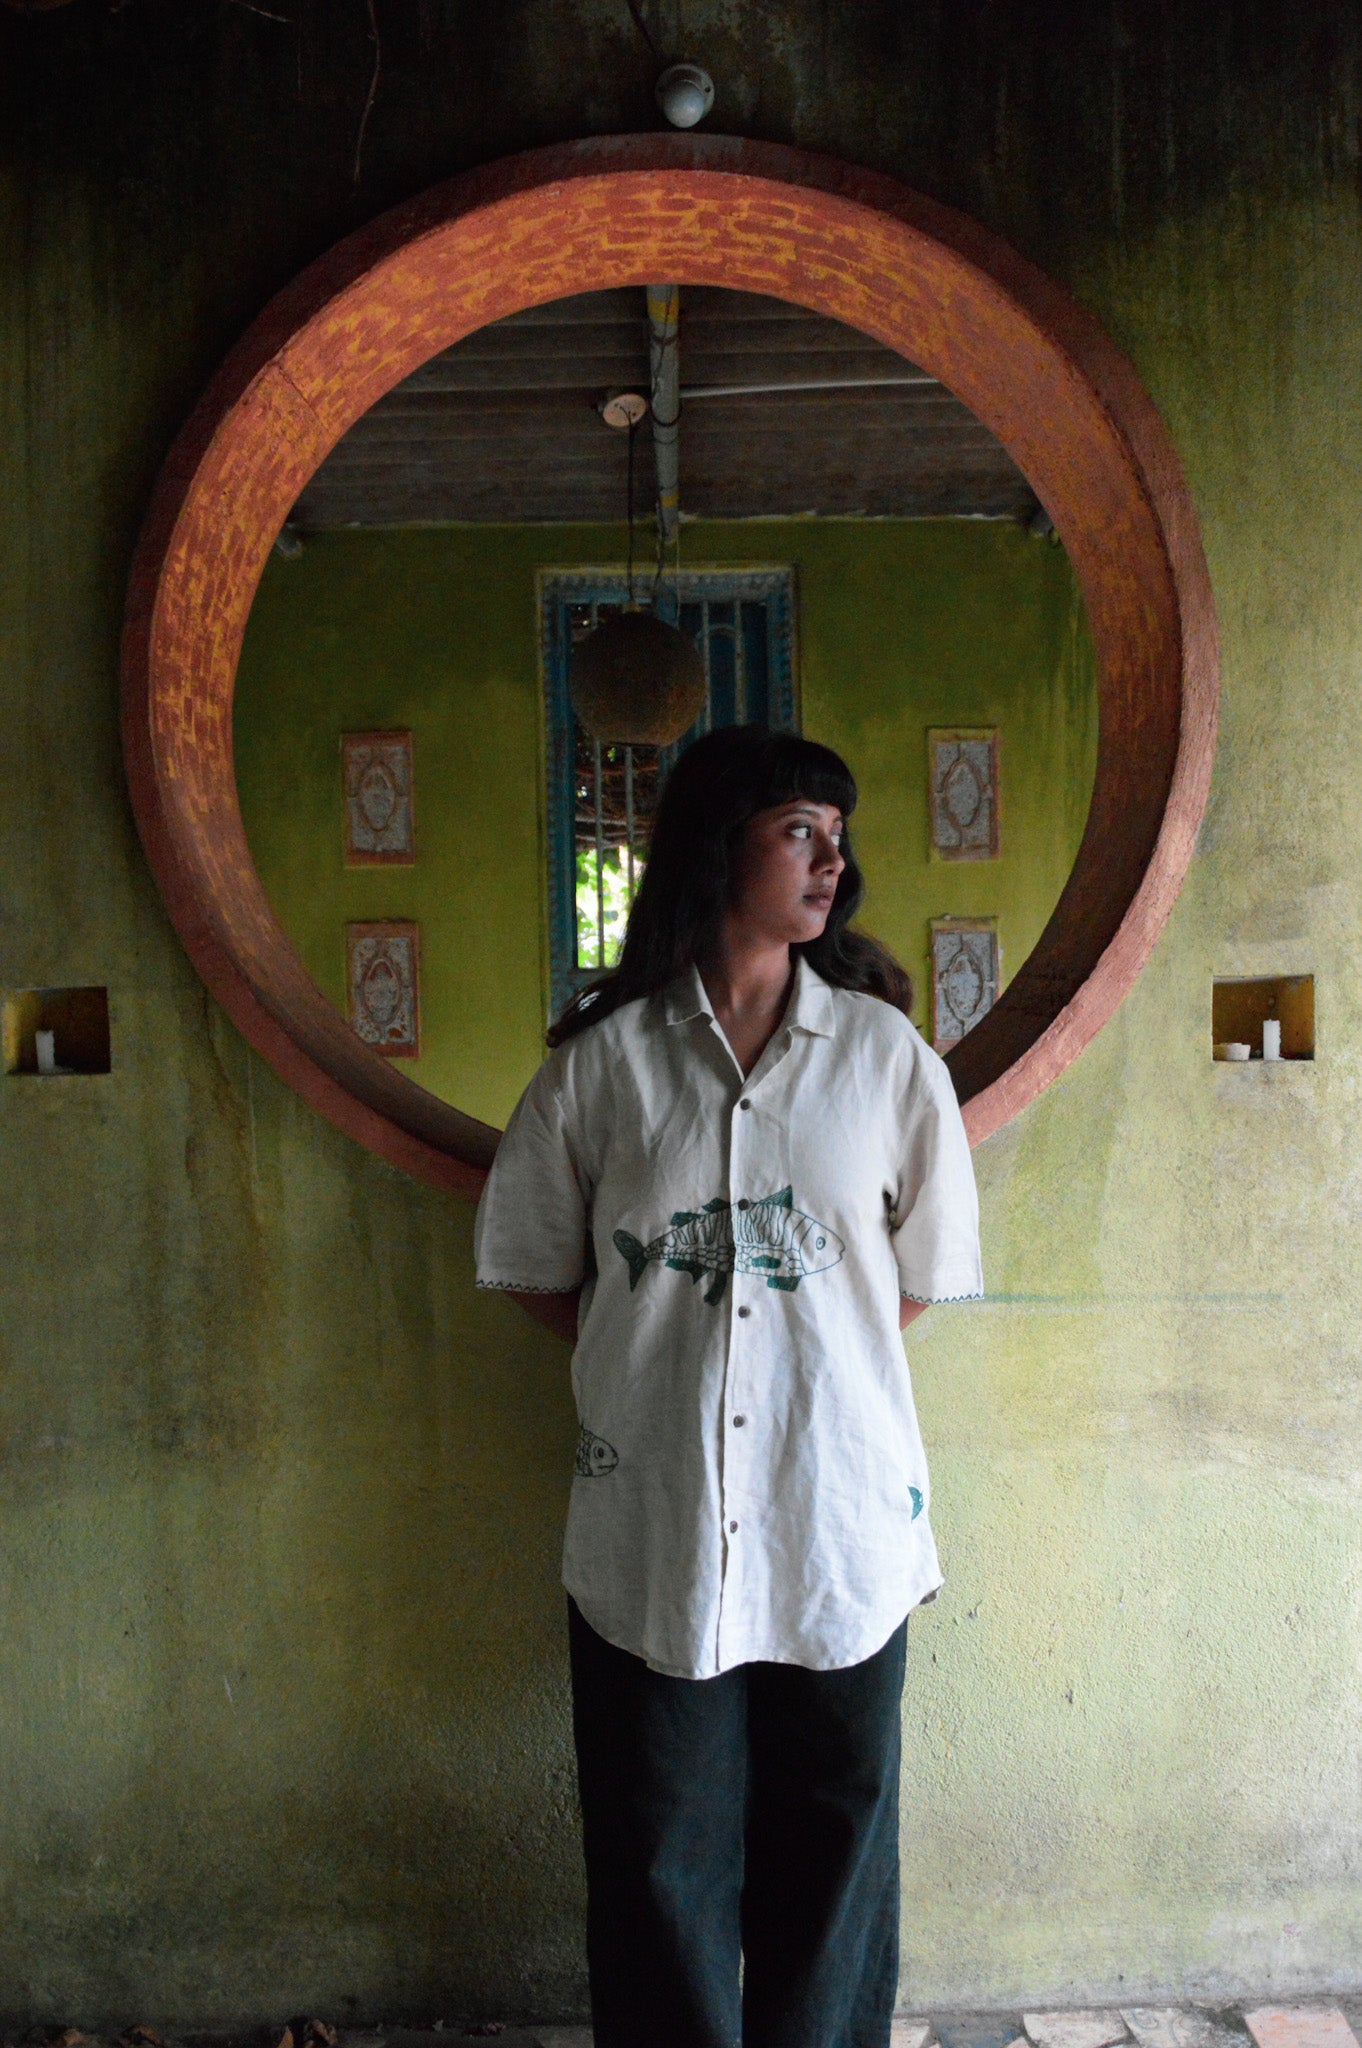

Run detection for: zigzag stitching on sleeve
[[476, 1278, 580, 1295], [901, 1290, 985, 1304]]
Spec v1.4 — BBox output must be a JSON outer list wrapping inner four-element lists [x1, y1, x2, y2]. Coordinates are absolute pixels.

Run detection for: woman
[[475, 725, 982, 2048]]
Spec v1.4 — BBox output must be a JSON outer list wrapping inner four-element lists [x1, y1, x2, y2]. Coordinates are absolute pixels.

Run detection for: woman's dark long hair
[[548, 725, 912, 1045]]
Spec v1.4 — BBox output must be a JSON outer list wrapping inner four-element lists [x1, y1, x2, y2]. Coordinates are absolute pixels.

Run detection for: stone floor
[[37, 2006, 1362, 2048], [342, 2004, 1362, 2048]]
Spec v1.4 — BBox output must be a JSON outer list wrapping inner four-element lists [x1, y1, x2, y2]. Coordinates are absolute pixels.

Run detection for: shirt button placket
[[719, 1090, 755, 1659]]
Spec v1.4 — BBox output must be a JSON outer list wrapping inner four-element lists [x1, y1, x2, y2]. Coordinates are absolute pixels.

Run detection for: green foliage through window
[[543, 570, 796, 1024], [576, 847, 643, 972]]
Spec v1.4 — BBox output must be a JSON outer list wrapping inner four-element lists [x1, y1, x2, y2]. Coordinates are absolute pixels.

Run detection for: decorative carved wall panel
[[930, 729, 999, 860], [932, 919, 1001, 1049], [343, 731, 415, 866], [347, 921, 420, 1057]]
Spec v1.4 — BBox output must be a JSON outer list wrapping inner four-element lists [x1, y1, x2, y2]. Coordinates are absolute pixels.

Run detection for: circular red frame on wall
[[121, 135, 1218, 1201]]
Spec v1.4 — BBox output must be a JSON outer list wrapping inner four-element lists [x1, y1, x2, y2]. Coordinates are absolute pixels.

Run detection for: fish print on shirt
[[575, 1426, 619, 1478], [613, 1186, 845, 1306]]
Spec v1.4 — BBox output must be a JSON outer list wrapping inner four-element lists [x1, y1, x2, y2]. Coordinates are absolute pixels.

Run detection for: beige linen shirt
[[474, 957, 983, 1680]]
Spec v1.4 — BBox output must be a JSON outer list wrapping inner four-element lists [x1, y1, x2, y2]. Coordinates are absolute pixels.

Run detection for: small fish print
[[575, 1426, 619, 1478], [613, 1186, 845, 1307], [909, 1486, 923, 1519]]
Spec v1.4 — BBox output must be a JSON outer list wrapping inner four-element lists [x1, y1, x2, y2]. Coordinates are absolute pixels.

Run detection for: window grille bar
[[593, 740, 605, 969], [701, 600, 712, 734], [550, 571, 795, 1020], [625, 744, 636, 900], [736, 602, 747, 722]]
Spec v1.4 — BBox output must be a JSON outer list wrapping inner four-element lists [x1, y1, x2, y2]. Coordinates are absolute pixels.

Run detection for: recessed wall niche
[[1212, 976, 1315, 1061], [2, 986, 111, 1076]]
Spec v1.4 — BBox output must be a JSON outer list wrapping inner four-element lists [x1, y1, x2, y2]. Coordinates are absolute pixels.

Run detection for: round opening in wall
[[121, 136, 1218, 1198]]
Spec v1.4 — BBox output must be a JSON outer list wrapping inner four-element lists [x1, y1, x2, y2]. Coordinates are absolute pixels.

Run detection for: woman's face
[[730, 799, 847, 946]]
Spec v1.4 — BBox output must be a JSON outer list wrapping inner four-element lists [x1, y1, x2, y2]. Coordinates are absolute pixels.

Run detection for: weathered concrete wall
[[234, 518, 1094, 1126], [2, 0, 1361, 2024]]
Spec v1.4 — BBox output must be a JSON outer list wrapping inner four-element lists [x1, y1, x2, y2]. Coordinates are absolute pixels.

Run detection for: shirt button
[[729, 1520, 739, 1533], [737, 1198, 750, 1211], [733, 1415, 746, 1427], [737, 1305, 751, 1319], [739, 1099, 752, 1111]]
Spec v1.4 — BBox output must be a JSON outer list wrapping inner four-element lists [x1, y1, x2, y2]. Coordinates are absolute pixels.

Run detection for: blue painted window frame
[[539, 567, 798, 1026]]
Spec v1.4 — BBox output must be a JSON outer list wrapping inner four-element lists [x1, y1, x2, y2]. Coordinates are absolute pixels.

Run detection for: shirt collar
[[786, 955, 836, 1037], [662, 956, 836, 1038], [662, 964, 712, 1027]]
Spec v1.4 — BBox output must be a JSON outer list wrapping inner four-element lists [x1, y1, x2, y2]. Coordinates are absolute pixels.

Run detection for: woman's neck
[[699, 930, 796, 1078]]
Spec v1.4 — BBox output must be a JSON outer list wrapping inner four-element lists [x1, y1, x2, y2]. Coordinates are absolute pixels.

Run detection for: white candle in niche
[[1262, 1018, 1282, 1061], [35, 1029, 56, 1075]]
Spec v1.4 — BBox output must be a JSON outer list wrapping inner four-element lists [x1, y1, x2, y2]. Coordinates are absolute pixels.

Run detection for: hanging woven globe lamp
[[569, 607, 706, 748]]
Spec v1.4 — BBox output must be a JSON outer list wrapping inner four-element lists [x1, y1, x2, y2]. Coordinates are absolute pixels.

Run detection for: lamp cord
[[626, 416, 638, 607], [624, 0, 661, 60], [649, 313, 681, 614]]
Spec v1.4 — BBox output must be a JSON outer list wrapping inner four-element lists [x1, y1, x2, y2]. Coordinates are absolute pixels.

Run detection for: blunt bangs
[[548, 721, 912, 1046], [749, 733, 858, 822], [666, 726, 858, 833]]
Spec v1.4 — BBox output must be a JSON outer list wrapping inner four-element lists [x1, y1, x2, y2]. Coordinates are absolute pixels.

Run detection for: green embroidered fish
[[613, 1187, 845, 1307]]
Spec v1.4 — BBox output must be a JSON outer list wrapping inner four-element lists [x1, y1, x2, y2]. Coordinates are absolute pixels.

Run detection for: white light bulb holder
[[656, 62, 715, 130], [600, 391, 649, 430]]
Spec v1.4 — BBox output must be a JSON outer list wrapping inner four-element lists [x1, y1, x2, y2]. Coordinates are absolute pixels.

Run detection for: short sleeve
[[474, 1055, 588, 1293], [890, 1045, 984, 1304]]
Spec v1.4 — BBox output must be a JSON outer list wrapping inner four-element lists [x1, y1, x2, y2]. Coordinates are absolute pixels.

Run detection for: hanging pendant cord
[[624, 0, 661, 60], [626, 415, 638, 608]]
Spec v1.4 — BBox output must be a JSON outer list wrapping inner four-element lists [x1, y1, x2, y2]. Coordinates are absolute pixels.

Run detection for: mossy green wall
[[5, 0, 1362, 2026], [235, 521, 1095, 1127]]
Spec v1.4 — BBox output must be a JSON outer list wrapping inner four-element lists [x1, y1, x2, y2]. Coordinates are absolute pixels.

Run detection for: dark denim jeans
[[568, 1599, 907, 2048]]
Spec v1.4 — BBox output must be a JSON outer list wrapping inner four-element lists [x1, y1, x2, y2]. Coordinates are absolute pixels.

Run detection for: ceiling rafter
[[291, 286, 1037, 529]]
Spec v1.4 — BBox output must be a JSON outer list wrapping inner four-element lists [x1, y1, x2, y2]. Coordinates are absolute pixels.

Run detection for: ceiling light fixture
[[656, 62, 714, 129], [570, 609, 706, 747], [599, 391, 650, 430], [574, 358, 704, 748]]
